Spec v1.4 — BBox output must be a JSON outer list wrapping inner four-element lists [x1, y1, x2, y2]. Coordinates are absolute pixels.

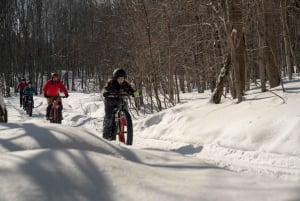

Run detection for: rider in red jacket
[[43, 72, 69, 119], [16, 78, 28, 107]]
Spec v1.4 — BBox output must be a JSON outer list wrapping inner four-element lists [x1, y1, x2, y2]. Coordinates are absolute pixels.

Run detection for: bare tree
[[262, 0, 281, 88], [280, 0, 293, 80], [2, 0, 300, 110]]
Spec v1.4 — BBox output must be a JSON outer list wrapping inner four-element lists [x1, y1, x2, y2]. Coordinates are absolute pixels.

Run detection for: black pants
[[103, 105, 116, 139]]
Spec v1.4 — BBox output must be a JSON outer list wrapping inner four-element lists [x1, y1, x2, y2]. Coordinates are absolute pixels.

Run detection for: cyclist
[[102, 68, 138, 140], [23, 81, 38, 109], [43, 72, 69, 120], [16, 78, 27, 107]]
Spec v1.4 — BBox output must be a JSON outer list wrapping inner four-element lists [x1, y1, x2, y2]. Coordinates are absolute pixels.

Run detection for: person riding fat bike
[[102, 68, 139, 140], [42, 72, 69, 120], [16, 78, 27, 107], [22, 81, 38, 109]]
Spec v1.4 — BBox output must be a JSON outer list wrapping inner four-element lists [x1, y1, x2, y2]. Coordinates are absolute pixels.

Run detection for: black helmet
[[21, 78, 26, 81], [113, 68, 127, 79], [27, 81, 32, 85]]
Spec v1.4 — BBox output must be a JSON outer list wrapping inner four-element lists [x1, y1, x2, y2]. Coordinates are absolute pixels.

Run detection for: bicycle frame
[[49, 96, 65, 124], [109, 93, 133, 145], [114, 99, 127, 143], [24, 95, 33, 116]]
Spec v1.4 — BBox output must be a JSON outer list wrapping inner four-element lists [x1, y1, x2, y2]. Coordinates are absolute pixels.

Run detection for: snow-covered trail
[[4, 94, 47, 123], [4, 92, 300, 182], [1, 92, 300, 201], [5, 92, 300, 178], [1, 121, 300, 201]]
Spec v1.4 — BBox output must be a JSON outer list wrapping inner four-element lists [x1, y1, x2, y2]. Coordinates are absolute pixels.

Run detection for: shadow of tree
[[0, 122, 224, 201]]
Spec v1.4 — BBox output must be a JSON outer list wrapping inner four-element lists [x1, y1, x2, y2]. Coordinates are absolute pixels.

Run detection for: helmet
[[51, 72, 59, 79], [112, 68, 127, 79], [27, 81, 32, 85], [21, 78, 26, 81]]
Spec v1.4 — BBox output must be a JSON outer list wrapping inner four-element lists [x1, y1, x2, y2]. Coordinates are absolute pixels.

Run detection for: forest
[[1, 0, 299, 111]]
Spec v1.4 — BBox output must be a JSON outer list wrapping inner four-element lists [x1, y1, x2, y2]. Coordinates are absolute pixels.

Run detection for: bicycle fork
[[51, 100, 60, 122]]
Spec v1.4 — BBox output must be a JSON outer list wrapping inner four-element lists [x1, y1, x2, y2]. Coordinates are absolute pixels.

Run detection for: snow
[[1, 78, 300, 201]]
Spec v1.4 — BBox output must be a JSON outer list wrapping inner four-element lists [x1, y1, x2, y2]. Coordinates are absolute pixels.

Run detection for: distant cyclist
[[16, 78, 27, 107], [102, 68, 138, 140], [23, 81, 38, 109], [43, 72, 69, 120]]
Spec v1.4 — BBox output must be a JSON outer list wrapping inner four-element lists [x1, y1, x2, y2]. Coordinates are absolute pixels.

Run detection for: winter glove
[[103, 92, 110, 98], [44, 94, 48, 98], [133, 91, 140, 97], [65, 93, 69, 98]]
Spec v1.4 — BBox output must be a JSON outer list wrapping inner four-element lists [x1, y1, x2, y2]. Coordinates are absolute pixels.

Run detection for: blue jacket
[[23, 86, 38, 97]]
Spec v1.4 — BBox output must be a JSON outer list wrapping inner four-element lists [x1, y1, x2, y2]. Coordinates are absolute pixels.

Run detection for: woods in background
[[1, 0, 299, 110]]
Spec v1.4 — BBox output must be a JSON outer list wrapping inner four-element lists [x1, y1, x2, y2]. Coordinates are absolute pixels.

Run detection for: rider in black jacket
[[102, 68, 137, 140]]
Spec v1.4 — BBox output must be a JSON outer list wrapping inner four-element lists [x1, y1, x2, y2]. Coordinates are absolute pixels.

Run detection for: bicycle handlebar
[[106, 92, 131, 98], [48, 96, 67, 99]]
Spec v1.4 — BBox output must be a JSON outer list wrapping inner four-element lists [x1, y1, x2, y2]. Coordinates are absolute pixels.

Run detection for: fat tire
[[50, 107, 55, 123], [56, 107, 62, 124], [122, 110, 133, 145], [28, 102, 33, 117]]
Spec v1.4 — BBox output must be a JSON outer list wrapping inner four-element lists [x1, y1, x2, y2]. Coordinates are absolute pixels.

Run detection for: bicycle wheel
[[118, 110, 133, 145], [52, 106, 62, 124], [56, 106, 62, 124], [49, 106, 54, 123], [27, 101, 33, 117]]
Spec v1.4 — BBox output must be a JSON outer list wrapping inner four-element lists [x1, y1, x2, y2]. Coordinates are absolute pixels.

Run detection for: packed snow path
[[1, 83, 300, 201]]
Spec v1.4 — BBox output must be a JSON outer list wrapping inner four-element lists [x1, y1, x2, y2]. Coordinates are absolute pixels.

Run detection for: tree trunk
[[141, 0, 161, 111], [263, 0, 281, 87], [211, 54, 231, 104], [255, 2, 267, 92], [280, 0, 292, 80], [229, 0, 245, 103]]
